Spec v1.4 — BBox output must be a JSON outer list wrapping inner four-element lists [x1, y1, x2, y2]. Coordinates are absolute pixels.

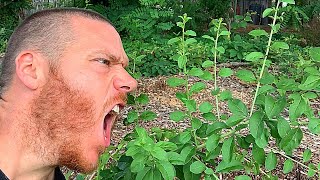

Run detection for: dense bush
[[0, 0, 31, 53]]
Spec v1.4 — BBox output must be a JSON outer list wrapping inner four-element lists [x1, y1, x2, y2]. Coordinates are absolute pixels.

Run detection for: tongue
[[103, 114, 113, 146]]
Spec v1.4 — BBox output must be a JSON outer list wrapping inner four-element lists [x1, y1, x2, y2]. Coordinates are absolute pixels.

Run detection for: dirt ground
[[111, 70, 320, 180]]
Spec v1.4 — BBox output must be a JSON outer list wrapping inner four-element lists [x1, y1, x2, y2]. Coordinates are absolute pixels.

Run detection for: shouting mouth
[[102, 104, 122, 146]]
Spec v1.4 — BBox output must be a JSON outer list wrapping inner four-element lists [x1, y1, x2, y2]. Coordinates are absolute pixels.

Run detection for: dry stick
[[88, 172, 96, 180], [271, 148, 320, 175]]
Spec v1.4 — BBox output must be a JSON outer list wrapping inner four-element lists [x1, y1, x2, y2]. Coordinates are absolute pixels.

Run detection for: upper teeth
[[112, 105, 120, 114]]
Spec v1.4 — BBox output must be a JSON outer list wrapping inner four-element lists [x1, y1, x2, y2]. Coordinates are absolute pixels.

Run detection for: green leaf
[[170, 111, 186, 122], [235, 175, 252, 180], [283, 159, 294, 174], [226, 115, 244, 127], [220, 30, 231, 36], [271, 24, 281, 33], [236, 70, 256, 83], [249, 29, 268, 37], [126, 145, 142, 157], [211, 88, 220, 96], [200, 71, 213, 80], [151, 147, 168, 161], [265, 152, 277, 171], [279, 128, 303, 155], [271, 42, 289, 50], [279, 0, 295, 4], [140, 111, 157, 121], [249, 111, 265, 139], [219, 90, 232, 101], [136, 167, 151, 180], [156, 160, 175, 180], [204, 168, 214, 175], [188, 68, 204, 77], [310, 47, 320, 62], [307, 164, 316, 177], [191, 118, 202, 129], [202, 60, 214, 68], [202, 35, 215, 41], [185, 38, 197, 45], [189, 82, 206, 95], [308, 118, 320, 135], [298, 75, 320, 90], [186, 100, 197, 112], [136, 94, 149, 105], [206, 134, 220, 152], [178, 55, 188, 69], [179, 131, 191, 144], [206, 122, 227, 135], [185, 30, 196, 36], [131, 157, 146, 172], [303, 92, 317, 99], [304, 67, 320, 75], [183, 161, 201, 180], [127, 110, 138, 123], [167, 77, 187, 87], [168, 37, 180, 45], [202, 112, 217, 121], [156, 142, 178, 151], [218, 68, 233, 77], [260, 72, 275, 85], [217, 46, 225, 54], [222, 137, 234, 163], [190, 161, 206, 174], [252, 143, 265, 164], [245, 52, 264, 62], [264, 95, 286, 119], [289, 93, 307, 121], [144, 168, 162, 180], [303, 149, 312, 163], [277, 117, 291, 138], [215, 160, 243, 172], [199, 101, 213, 113], [263, 8, 274, 18], [180, 146, 196, 164], [228, 99, 248, 118], [167, 152, 184, 165], [258, 85, 275, 96]]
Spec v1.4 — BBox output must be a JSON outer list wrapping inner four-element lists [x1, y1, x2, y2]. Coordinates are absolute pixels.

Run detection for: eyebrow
[[89, 50, 128, 67]]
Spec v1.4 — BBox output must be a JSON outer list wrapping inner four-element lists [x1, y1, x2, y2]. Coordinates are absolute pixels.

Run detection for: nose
[[113, 69, 137, 93]]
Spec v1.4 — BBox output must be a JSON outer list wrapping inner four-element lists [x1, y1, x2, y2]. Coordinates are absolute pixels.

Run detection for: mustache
[[103, 93, 127, 111]]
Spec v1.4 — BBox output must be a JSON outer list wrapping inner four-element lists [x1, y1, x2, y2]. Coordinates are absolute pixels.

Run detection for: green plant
[[0, 0, 31, 53], [280, 4, 309, 30], [83, 1, 320, 179]]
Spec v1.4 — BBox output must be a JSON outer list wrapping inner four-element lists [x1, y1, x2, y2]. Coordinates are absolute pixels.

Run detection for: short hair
[[0, 8, 113, 94]]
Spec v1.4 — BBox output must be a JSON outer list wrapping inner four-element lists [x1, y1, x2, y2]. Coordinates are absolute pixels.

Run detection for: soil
[[111, 69, 320, 180]]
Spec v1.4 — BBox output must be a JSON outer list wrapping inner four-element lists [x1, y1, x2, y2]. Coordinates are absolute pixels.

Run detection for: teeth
[[112, 105, 120, 114]]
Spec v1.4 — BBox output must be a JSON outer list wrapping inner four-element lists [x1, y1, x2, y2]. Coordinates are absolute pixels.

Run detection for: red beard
[[28, 70, 125, 173]]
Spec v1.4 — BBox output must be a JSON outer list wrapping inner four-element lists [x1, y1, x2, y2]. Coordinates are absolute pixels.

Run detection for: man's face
[[30, 17, 137, 173]]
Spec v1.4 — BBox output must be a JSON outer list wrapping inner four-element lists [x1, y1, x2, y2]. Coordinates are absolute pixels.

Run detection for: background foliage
[[1, 0, 320, 179]]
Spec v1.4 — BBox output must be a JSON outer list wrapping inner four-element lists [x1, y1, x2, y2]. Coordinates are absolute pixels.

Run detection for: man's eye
[[96, 58, 110, 66]]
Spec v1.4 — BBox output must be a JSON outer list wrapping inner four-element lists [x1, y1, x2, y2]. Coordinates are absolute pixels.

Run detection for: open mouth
[[103, 104, 121, 142]]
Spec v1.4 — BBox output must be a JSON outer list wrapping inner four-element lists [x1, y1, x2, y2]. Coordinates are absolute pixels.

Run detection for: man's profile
[[0, 8, 137, 180]]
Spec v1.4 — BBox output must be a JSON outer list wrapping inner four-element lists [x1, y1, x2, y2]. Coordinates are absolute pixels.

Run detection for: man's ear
[[15, 51, 48, 90]]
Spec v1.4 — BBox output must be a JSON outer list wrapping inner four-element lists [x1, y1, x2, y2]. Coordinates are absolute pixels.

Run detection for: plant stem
[[249, 1, 281, 117], [214, 18, 223, 120]]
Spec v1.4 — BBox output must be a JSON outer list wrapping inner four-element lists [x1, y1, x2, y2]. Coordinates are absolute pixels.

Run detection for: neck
[[0, 94, 56, 180]]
